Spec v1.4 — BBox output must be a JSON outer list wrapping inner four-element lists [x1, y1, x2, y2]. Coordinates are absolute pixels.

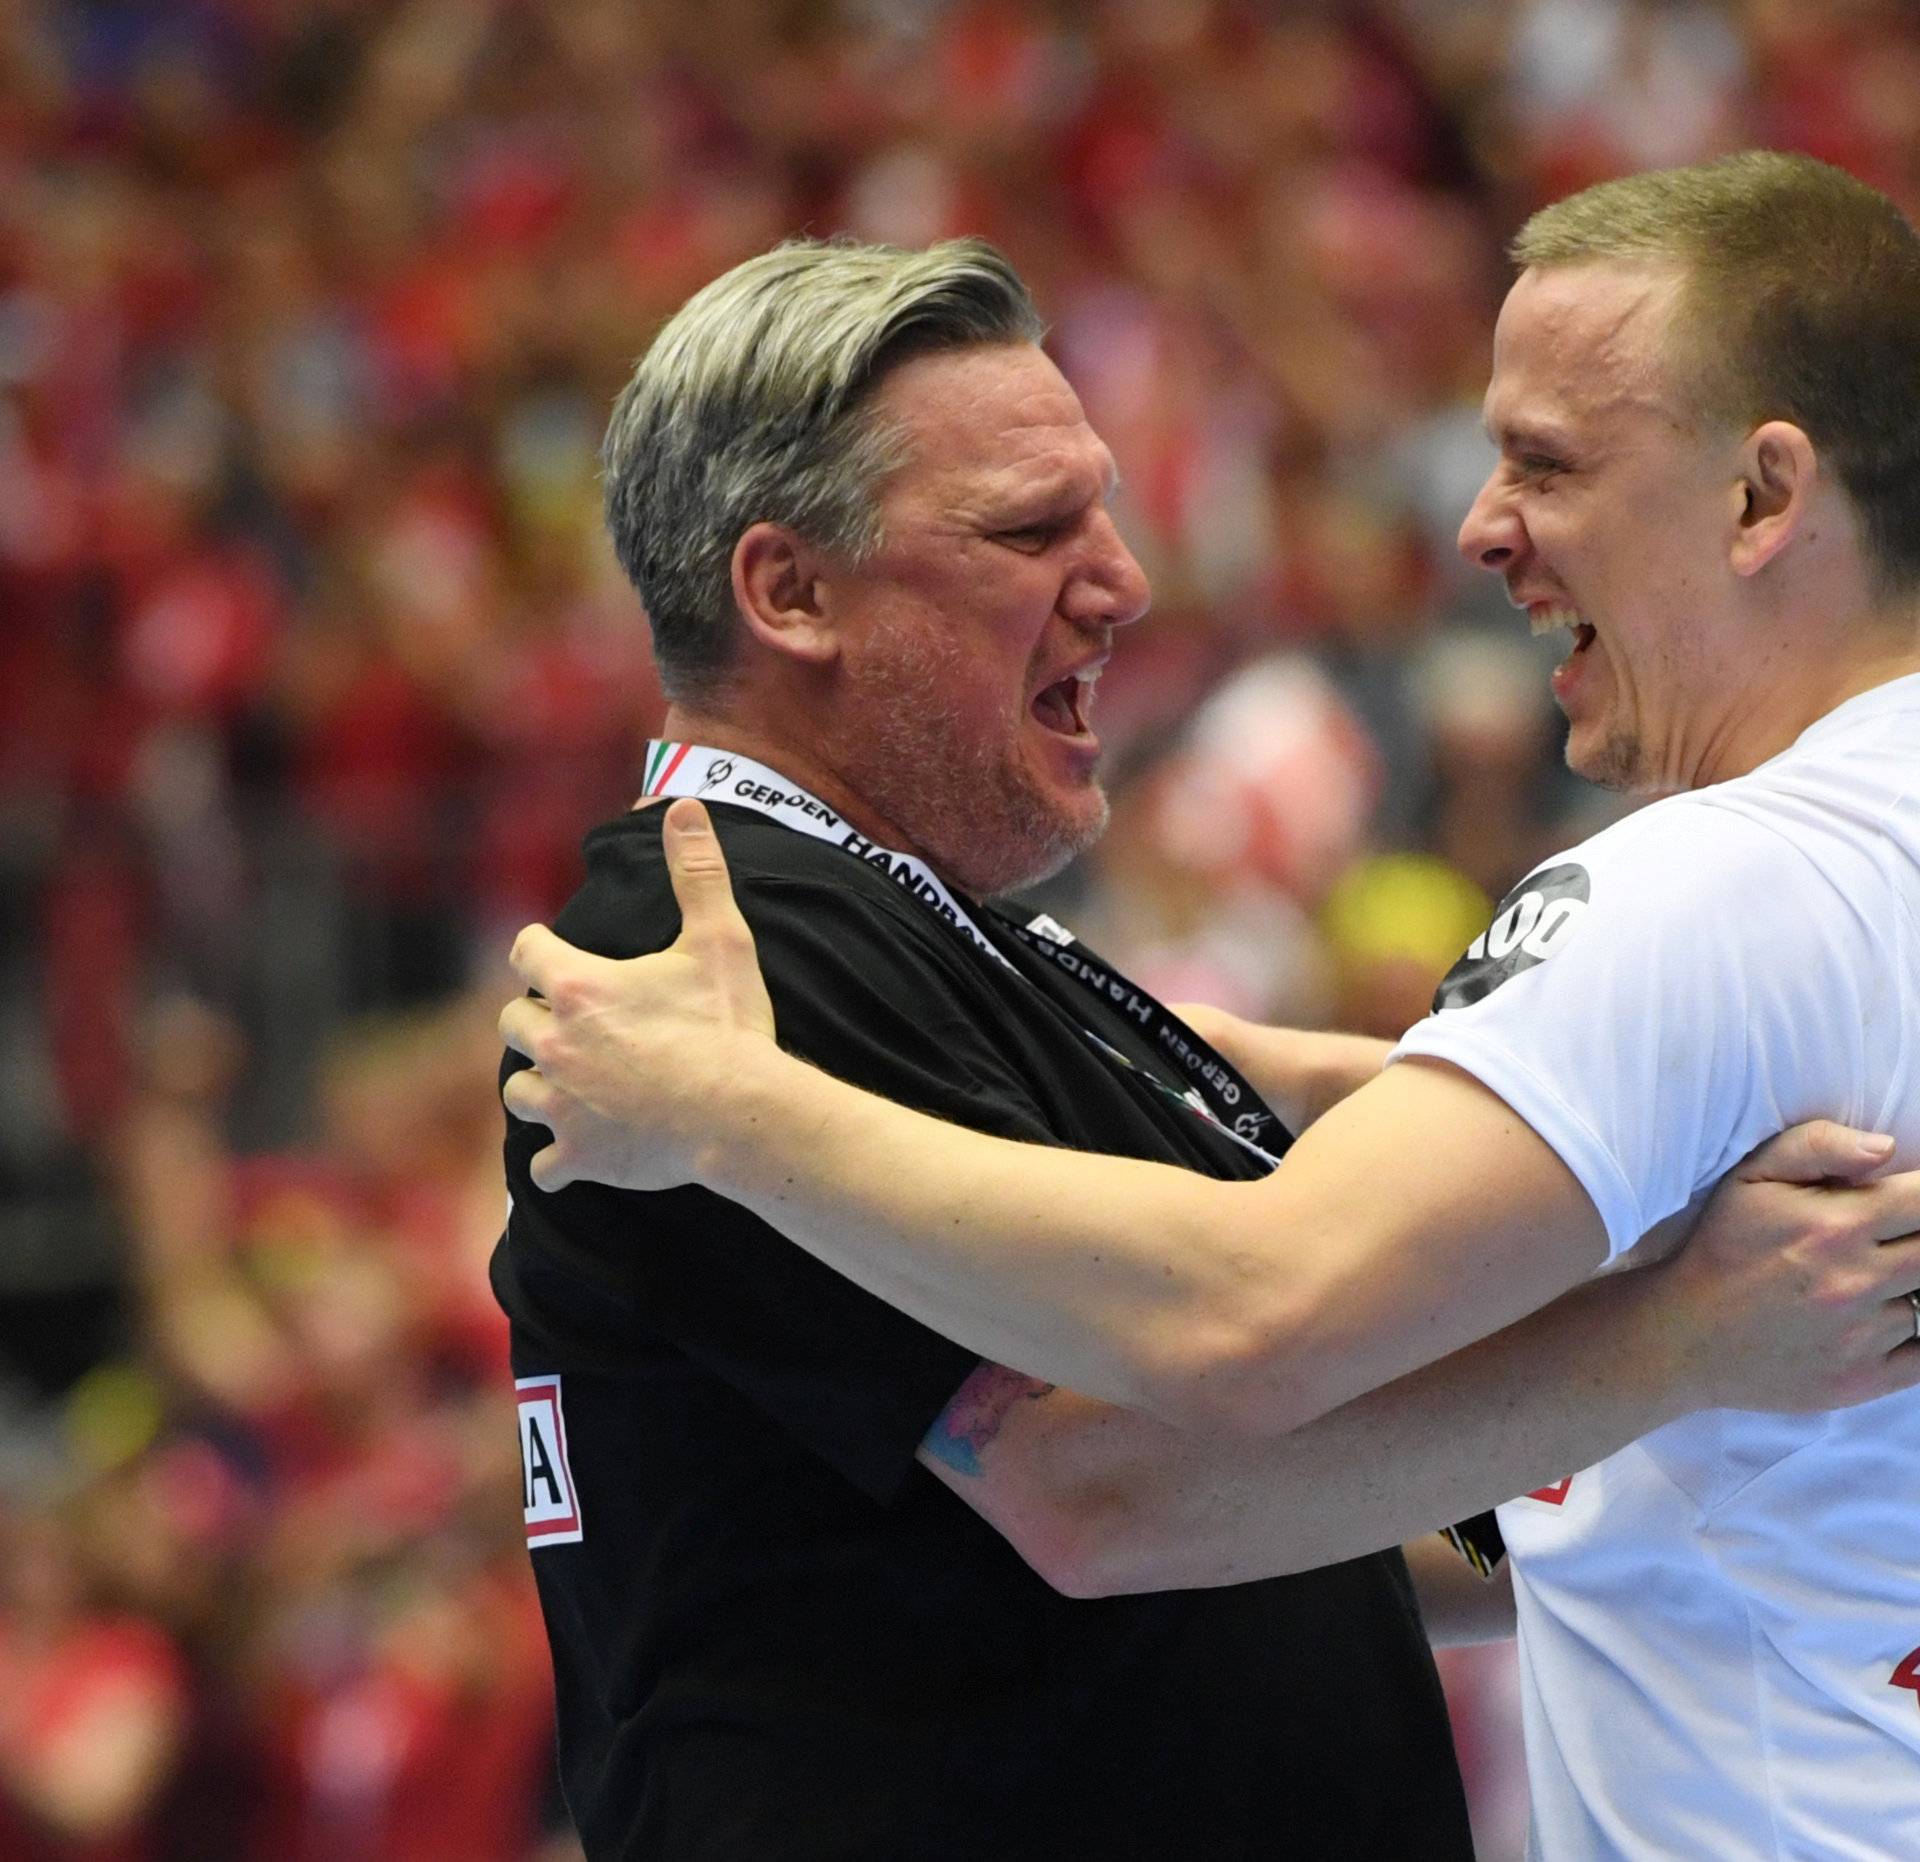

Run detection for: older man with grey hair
[[497, 233, 1487, 1859]]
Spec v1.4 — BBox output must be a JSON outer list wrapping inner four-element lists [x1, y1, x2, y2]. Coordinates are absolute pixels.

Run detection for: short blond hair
[[1514, 152, 1920, 596]]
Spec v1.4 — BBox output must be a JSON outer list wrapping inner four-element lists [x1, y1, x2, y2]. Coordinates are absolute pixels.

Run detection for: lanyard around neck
[[641, 740, 1285, 1167]]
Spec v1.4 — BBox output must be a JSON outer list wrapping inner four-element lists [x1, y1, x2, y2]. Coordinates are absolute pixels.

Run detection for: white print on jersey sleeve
[[1392, 798, 1884, 1260], [518, 1373, 584, 1546]]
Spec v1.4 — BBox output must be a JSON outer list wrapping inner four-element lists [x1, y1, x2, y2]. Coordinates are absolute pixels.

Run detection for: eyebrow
[[1485, 414, 1576, 458], [990, 459, 1123, 521]]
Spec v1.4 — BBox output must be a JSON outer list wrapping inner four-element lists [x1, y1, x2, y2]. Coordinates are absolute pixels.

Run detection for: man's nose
[[1457, 476, 1524, 572], [1070, 509, 1152, 628]]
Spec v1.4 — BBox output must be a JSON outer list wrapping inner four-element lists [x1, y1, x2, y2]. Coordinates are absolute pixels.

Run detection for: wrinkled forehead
[[874, 343, 1117, 499], [1484, 260, 1694, 437]]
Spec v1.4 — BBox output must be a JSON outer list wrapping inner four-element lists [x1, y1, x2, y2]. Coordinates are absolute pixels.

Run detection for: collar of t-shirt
[[639, 738, 1283, 1168], [1748, 667, 1920, 775]]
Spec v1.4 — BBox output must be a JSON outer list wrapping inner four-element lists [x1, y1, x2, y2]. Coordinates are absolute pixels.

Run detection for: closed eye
[[995, 523, 1062, 551], [990, 518, 1067, 549]]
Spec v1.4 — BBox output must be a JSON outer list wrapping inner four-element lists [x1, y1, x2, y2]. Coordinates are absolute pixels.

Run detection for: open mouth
[[1530, 602, 1597, 663], [1030, 668, 1097, 738]]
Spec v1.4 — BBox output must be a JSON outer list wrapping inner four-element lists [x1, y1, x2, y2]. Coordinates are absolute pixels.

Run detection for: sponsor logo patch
[[517, 1374, 583, 1546], [1435, 862, 1591, 1011], [1023, 912, 1076, 948]]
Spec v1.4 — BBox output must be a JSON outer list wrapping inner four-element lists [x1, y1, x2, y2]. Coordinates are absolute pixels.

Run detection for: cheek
[[912, 564, 1062, 710], [1523, 499, 1582, 564], [938, 639, 1026, 734], [986, 606, 1059, 695]]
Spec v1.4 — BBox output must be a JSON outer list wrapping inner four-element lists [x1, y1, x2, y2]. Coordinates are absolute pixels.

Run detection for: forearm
[[1281, 1029, 1393, 1124], [1035, 1260, 1694, 1594], [1184, 1013, 1391, 1130], [507, 874, 1611, 1433], [704, 1044, 1272, 1419], [697, 1046, 1603, 1434]]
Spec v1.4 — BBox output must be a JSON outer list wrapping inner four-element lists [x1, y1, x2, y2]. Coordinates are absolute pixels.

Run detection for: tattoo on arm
[[922, 1362, 1056, 1478]]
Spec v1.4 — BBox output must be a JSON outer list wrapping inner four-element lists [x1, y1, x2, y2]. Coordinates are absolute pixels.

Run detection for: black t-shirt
[[492, 804, 1471, 1861]]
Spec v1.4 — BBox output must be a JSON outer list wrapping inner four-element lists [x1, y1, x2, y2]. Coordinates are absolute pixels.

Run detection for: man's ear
[[1730, 420, 1818, 578], [731, 523, 839, 666]]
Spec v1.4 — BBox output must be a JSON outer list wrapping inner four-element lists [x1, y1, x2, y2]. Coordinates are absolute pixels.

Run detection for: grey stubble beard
[[836, 620, 1107, 898]]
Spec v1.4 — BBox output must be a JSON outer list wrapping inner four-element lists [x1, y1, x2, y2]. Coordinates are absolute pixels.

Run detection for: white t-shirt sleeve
[[1391, 798, 1881, 1260]]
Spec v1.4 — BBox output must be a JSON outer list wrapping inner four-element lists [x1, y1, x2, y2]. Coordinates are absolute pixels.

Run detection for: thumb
[[663, 799, 757, 958], [1739, 1118, 1895, 1186]]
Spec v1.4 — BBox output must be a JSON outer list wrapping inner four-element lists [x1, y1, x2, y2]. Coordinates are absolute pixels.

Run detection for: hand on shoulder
[[499, 800, 782, 1192]]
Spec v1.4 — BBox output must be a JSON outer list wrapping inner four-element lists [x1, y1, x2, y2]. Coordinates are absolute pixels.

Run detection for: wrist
[[1285, 1030, 1392, 1127], [689, 1036, 817, 1193], [1614, 1259, 1716, 1421]]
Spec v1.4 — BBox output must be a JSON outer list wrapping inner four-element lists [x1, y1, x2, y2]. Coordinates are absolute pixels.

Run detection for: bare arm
[[500, 801, 1920, 1435], [509, 982, 1601, 1430], [908, 1127, 1920, 1597], [502, 805, 1610, 1430], [1172, 1003, 1389, 1131]]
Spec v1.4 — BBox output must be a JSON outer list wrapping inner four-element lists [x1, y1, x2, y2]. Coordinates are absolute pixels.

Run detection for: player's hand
[[1660, 1120, 1920, 1412], [498, 799, 778, 1193]]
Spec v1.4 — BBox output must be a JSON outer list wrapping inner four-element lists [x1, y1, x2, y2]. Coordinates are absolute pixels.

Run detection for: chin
[[1565, 723, 1648, 795], [960, 784, 1109, 898]]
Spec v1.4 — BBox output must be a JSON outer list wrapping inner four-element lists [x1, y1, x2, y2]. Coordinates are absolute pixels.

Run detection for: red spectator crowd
[[2, 1, 1916, 1854]]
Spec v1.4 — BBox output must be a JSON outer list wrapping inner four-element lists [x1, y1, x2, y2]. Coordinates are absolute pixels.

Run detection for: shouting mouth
[[1530, 601, 1598, 701], [1530, 601, 1596, 659], [1030, 664, 1101, 741]]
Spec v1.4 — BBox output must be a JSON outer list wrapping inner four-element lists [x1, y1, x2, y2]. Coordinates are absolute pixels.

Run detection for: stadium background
[[2, 1, 1916, 1855]]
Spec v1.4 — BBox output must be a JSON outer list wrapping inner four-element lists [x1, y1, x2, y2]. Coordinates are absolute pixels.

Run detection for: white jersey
[[1394, 672, 1920, 1861]]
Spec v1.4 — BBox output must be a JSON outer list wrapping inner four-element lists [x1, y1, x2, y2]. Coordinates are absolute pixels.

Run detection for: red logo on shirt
[[1526, 1478, 1573, 1506], [1891, 1648, 1920, 1710]]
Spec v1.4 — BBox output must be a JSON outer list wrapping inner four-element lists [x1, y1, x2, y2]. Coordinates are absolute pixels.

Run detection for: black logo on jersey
[[1434, 863, 1591, 1011], [700, 758, 735, 792]]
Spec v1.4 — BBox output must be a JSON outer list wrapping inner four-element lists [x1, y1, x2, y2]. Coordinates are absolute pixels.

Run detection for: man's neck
[[659, 704, 962, 883], [1695, 626, 1920, 789]]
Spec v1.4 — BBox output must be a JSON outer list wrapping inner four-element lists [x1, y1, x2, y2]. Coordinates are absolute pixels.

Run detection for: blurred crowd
[[3, 0, 1918, 1855]]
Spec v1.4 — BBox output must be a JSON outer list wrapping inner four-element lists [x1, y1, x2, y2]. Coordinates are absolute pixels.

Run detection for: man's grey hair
[[602, 236, 1046, 702]]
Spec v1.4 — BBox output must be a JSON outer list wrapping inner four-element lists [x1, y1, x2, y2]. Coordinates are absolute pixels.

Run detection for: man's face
[[825, 343, 1150, 895], [1457, 262, 1743, 793]]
